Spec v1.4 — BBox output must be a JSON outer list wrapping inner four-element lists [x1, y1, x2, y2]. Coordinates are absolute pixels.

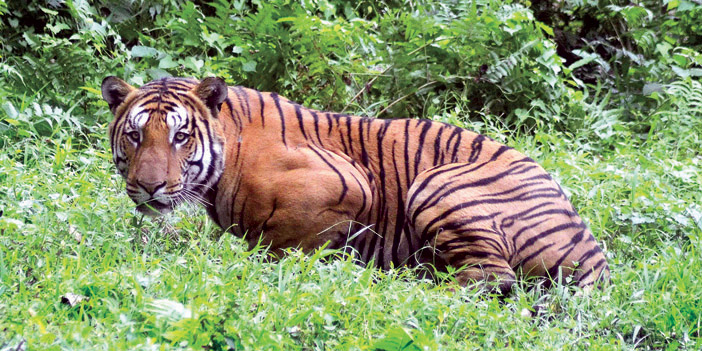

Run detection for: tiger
[[101, 76, 610, 293]]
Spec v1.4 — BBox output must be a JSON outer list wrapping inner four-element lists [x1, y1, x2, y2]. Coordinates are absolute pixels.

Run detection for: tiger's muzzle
[[126, 180, 175, 216]]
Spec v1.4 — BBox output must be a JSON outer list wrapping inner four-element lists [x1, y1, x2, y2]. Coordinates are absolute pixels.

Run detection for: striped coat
[[102, 76, 610, 292]]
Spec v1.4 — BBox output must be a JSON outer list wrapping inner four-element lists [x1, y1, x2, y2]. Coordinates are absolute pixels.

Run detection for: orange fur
[[103, 76, 609, 292]]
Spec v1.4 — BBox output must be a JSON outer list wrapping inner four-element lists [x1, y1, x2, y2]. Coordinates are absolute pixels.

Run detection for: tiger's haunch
[[102, 76, 610, 292]]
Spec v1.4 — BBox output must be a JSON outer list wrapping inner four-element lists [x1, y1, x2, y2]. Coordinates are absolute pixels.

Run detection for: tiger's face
[[101, 76, 229, 215]]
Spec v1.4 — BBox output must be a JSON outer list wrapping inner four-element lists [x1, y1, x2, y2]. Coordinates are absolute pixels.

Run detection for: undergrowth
[[1, 0, 701, 350]]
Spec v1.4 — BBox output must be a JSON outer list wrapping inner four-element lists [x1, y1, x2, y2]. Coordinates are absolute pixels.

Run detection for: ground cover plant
[[1, 0, 701, 349]]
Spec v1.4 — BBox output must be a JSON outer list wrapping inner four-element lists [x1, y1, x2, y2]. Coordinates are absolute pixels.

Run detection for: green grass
[[2, 1, 701, 348], [1, 86, 701, 350]]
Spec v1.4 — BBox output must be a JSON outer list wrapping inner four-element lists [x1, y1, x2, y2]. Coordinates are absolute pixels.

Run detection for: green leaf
[[3, 118, 19, 126], [373, 326, 421, 351], [183, 57, 204, 73], [678, 0, 696, 11], [46, 22, 69, 34], [2, 101, 18, 119], [286, 309, 313, 327], [131, 46, 159, 58], [22, 32, 38, 47], [159, 55, 179, 69], [276, 17, 297, 23], [39, 6, 58, 15], [79, 86, 102, 96], [242, 61, 257, 72], [146, 68, 172, 79], [537, 22, 554, 36], [672, 66, 691, 78]]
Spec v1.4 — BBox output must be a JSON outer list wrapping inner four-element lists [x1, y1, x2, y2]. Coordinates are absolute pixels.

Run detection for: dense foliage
[[1, 0, 701, 349]]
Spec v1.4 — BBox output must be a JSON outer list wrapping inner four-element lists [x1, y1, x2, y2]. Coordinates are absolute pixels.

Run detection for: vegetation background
[[1, 0, 701, 349]]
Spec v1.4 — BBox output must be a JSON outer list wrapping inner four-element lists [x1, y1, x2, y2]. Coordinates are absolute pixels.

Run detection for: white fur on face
[[166, 106, 188, 146], [131, 107, 149, 130], [113, 106, 147, 177]]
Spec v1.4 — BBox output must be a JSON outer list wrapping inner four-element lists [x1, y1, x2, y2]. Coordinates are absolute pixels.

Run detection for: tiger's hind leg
[[406, 163, 518, 294], [407, 229, 517, 294], [406, 158, 610, 293], [431, 230, 517, 294]]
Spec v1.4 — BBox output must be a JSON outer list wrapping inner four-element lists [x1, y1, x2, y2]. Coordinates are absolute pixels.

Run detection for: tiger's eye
[[174, 131, 189, 143], [127, 131, 140, 142]]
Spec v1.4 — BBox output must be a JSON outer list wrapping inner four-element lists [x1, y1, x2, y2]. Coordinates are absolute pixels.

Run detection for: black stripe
[[310, 110, 324, 146], [438, 233, 505, 255], [336, 115, 348, 154], [411, 163, 540, 225], [358, 118, 369, 166], [374, 122, 389, 235], [520, 208, 579, 222], [406, 163, 467, 211], [467, 135, 485, 163], [510, 218, 549, 244], [413, 120, 432, 182], [517, 222, 587, 253], [492, 145, 510, 160], [224, 98, 242, 130], [574, 246, 603, 266], [307, 146, 349, 204], [271, 93, 287, 147], [344, 116, 354, 154], [424, 193, 560, 239], [437, 213, 500, 232], [391, 144, 407, 267], [521, 174, 553, 182], [509, 157, 535, 166], [294, 104, 308, 139], [576, 258, 608, 284], [325, 113, 333, 136], [256, 90, 266, 127], [432, 125, 446, 165], [233, 87, 252, 123], [558, 228, 585, 250], [260, 199, 278, 232], [518, 242, 555, 267], [348, 170, 368, 217], [450, 129, 463, 163]]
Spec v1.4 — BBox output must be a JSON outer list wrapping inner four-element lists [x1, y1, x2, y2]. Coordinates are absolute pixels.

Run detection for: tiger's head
[[101, 76, 228, 215]]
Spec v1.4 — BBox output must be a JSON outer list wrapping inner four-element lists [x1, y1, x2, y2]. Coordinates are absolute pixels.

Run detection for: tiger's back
[[102, 76, 609, 292]]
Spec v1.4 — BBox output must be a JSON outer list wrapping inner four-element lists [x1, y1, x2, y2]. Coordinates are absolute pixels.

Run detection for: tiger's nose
[[136, 180, 167, 195]]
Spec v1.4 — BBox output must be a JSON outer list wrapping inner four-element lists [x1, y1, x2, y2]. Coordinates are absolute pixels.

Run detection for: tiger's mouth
[[134, 199, 174, 216], [126, 183, 185, 216]]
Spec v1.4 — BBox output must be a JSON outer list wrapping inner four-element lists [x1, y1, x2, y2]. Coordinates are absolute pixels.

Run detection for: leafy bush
[[531, 0, 702, 130], [0, 0, 580, 130]]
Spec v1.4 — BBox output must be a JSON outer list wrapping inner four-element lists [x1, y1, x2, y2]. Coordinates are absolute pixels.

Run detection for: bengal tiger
[[101, 76, 610, 293]]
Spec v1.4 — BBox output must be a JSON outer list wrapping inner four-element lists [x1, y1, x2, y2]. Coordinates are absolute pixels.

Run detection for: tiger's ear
[[194, 77, 228, 117], [101, 76, 135, 113]]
